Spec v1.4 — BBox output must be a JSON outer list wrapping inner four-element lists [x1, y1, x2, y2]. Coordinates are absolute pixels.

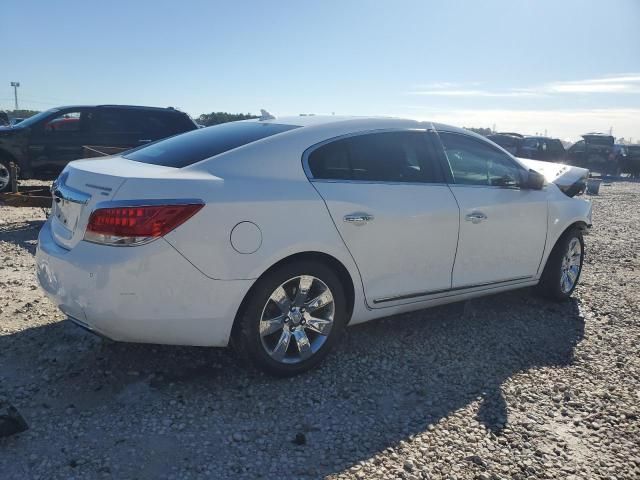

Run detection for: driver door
[[436, 131, 548, 288], [28, 108, 93, 175]]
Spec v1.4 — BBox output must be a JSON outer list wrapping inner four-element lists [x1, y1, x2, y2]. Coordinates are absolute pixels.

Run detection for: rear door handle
[[344, 213, 374, 226], [138, 139, 152, 144], [465, 212, 487, 224]]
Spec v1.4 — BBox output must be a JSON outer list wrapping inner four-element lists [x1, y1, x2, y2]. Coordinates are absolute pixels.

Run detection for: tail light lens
[[85, 203, 203, 246]]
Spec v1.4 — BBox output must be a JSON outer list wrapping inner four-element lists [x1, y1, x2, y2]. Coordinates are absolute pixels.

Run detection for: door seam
[[307, 180, 371, 311]]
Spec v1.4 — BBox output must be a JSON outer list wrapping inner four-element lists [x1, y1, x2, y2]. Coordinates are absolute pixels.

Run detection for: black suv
[[0, 105, 197, 191], [486, 132, 524, 155], [518, 136, 567, 162]]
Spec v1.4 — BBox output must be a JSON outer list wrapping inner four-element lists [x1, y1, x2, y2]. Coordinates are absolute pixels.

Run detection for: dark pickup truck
[[0, 105, 197, 192], [567, 133, 617, 175]]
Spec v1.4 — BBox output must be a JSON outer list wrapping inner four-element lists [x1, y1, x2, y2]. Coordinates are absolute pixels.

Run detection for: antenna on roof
[[259, 109, 275, 121]]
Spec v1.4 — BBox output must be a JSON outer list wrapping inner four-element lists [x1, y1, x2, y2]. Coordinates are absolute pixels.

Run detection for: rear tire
[[233, 261, 347, 376], [537, 228, 584, 301], [0, 159, 14, 193]]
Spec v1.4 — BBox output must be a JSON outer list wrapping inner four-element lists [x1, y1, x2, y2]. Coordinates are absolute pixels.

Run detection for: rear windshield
[[124, 121, 299, 167]]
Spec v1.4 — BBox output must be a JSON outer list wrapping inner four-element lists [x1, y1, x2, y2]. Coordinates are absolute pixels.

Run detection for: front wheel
[[537, 228, 584, 301], [233, 261, 347, 376]]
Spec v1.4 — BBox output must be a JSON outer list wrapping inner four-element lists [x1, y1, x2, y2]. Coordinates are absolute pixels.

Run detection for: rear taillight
[[85, 203, 203, 246]]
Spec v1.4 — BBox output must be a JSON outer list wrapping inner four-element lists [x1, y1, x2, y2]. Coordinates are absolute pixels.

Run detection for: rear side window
[[439, 132, 524, 187], [124, 122, 299, 168], [93, 109, 130, 134], [307, 131, 442, 183], [130, 111, 196, 138]]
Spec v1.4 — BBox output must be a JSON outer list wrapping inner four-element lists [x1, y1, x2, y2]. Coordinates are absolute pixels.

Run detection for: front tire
[[537, 228, 584, 301], [233, 261, 347, 376]]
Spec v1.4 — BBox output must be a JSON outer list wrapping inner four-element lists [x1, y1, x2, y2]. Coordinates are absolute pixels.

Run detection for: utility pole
[[10, 82, 20, 110]]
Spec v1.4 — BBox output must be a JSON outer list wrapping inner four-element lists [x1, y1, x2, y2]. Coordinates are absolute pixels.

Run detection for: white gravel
[[1, 180, 639, 479]]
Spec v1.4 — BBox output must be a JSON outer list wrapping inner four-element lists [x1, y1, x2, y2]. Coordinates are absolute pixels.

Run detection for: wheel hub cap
[[259, 275, 335, 365], [289, 308, 303, 326], [560, 238, 582, 294]]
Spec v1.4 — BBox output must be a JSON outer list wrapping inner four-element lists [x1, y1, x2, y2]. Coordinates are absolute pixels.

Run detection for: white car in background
[[36, 116, 592, 375]]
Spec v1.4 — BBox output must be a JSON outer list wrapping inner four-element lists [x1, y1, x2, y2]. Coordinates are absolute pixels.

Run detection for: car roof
[[53, 104, 186, 113], [246, 115, 470, 135], [524, 136, 551, 140]]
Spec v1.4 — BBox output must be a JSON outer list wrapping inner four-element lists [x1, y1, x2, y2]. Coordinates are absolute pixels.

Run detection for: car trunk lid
[[50, 157, 183, 250]]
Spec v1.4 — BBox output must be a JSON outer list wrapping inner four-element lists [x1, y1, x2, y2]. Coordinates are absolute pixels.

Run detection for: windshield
[[12, 108, 59, 128]]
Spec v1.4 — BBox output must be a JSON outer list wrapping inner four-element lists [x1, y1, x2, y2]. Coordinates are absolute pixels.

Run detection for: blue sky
[[2, 0, 639, 140]]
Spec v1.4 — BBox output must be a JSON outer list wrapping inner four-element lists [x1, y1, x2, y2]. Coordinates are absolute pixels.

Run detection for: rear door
[[435, 131, 548, 288], [91, 107, 139, 150], [306, 130, 460, 307]]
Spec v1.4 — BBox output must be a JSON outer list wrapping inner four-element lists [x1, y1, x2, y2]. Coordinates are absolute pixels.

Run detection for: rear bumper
[[36, 220, 252, 347]]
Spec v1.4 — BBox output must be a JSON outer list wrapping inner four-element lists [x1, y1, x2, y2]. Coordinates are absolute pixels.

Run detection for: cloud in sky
[[408, 74, 640, 97]]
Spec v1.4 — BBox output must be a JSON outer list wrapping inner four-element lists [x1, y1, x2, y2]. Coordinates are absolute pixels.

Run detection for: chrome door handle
[[465, 212, 487, 224], [344, 213, 374, 226]]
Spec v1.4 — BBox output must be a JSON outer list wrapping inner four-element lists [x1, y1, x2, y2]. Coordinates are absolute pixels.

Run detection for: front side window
[[307, 131, 442, 183], [439, 132, 524, 188], [43, 111, 85, 133]]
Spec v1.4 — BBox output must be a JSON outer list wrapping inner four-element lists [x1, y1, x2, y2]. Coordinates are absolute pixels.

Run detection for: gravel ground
[[1, 181, 639, 480]]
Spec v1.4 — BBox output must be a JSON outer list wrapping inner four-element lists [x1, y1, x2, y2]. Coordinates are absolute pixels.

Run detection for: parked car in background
[[567, 133, 616, 174], [624, 144, 640, 178], [0, 111, 9, 127], [486, 132, 523, 155], [36, 116, 592, 375], [0, 105, 197, 192], [518, 136, 567, 163]]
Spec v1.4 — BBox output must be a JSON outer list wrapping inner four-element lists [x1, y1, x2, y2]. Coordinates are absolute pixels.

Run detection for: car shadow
[[0, 287, 584, 478], [0, 220, 45, 256]]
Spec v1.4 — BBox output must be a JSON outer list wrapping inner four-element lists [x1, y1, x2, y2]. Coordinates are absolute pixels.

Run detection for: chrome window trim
[[301, 127, 438, 183], [309, 179, 451, 187]]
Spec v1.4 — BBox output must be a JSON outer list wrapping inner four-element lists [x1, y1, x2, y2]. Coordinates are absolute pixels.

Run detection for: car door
[[435, 131, 548, 288], [91, 108, 140, 150], [27, 108, 93, 174], [306, 130, 460, 307]]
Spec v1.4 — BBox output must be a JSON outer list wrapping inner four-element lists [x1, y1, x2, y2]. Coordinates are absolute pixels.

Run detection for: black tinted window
[[307, 131, 442, 183], [130, 111, 195, 138], [439, 132, 524, 187], [124, 122, 299, 168], [93, 109, 130, 133]]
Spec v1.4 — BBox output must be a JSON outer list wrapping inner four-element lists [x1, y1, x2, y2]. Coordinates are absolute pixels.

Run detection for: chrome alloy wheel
[[0, 164, 10, 191], [259, 275, 335, 364], [560, 237, 582, 293]]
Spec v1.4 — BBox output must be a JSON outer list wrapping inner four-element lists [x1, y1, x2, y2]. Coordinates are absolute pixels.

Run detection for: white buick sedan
[[36, 116, 592, 375]]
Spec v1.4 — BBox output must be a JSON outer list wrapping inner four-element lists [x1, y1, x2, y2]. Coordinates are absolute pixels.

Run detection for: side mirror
[[525, 169, 545, 190]]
